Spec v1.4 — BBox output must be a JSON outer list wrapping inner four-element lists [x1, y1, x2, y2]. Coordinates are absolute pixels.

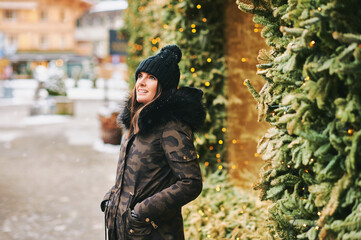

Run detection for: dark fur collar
[[118, 87, 206, 135]]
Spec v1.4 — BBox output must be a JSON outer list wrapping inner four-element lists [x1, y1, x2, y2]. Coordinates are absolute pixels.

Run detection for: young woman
[[101, 45, 206, 240]]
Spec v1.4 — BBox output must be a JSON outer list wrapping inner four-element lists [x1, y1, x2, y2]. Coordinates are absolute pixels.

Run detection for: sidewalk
[[0, 86, 128, 239]]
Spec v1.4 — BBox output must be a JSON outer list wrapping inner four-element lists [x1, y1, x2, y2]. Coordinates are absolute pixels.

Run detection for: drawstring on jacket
[[104, 202, 110, 240]]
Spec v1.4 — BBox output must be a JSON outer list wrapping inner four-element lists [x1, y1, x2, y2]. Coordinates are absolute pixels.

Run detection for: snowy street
[[0, 80, 128, 240]]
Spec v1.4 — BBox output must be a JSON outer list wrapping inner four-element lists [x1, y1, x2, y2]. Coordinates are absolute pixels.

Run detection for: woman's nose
[[137, 76, 145, 84], [138, 77, 146, 86]]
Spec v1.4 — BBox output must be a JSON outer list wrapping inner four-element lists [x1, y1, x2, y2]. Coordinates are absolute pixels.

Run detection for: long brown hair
[[127, 83, 162, 138]]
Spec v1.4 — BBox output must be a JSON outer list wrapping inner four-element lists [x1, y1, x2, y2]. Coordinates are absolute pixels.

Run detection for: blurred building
[[75, 0, 128, 63], [0, 0, 93, 79]]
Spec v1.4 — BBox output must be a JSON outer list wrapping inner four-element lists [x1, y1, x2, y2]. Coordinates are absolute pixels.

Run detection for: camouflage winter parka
[[101, 87, 206, 240]]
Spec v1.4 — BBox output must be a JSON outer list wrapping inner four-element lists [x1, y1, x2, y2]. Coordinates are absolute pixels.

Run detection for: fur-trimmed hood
[[118, 87, 206, 135]]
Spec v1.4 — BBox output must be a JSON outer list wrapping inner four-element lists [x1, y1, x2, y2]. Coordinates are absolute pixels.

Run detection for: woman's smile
[[137, 88, 149, 94]]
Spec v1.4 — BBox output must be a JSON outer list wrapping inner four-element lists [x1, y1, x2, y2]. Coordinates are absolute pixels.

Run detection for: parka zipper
[[127, 191, 134, 210], [123, 191, 134, 239], [150, 220, 158, 229]]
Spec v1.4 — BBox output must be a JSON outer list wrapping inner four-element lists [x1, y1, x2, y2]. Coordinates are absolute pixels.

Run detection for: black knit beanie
[[135, 45, 182, 91]]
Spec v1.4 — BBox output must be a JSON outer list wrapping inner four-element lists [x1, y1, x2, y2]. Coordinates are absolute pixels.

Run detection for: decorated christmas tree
[[238, 0, 361, 239]]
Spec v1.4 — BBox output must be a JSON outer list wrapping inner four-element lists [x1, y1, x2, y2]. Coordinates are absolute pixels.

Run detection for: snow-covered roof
[[0, 1, 37, 10], [90, 0, 128, 13], [81, 0, 94, 4], [0, 1, 94, 9]]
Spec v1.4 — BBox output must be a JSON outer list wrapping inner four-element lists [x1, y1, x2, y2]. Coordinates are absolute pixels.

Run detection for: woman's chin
[[136, 96, 150, 104]]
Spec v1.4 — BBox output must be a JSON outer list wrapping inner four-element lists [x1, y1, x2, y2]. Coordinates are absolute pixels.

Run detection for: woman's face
[[136, 72, 158, 104]]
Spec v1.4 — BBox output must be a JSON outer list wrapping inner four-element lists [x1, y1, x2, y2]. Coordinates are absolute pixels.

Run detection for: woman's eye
[[138, 74, 142, 79], [149, 75, 155, 80]]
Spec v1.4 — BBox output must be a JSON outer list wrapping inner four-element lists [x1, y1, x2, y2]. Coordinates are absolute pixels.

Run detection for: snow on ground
[[0, 131, 22, 142], [92, 139, 120, 155], [65, 127, 99, 146], [21, 115, 71, 126], [98, 101, 123, 117], [0, 78, 129, 105], [0, 98, 33, 106], [67, 87, 128, 101]]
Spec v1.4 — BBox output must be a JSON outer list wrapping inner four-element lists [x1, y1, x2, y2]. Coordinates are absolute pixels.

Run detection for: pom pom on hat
[[160, 45, 182, 63], [135, 45, 182, 91]]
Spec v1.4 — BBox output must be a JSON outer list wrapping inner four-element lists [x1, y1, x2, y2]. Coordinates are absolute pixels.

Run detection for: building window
[[40, 35, 48, 49], [6, 35, 18, 46], [4, 10, 17, 21], [60, 35, 66, 49], [40, 10, 47, 21], [59, 10, 66, 23]]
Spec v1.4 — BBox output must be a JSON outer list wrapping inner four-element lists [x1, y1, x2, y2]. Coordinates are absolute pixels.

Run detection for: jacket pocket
[[168, 149, 197, 162], [124, 209, 153, 239]]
